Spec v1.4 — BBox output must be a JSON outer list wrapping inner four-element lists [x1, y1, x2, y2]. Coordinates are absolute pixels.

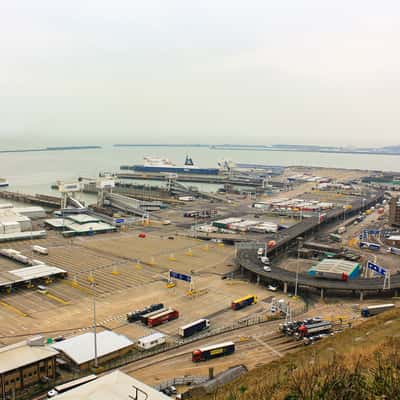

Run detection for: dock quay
[[0, 191, 61, 208], [82, 182, 183, 204], [117, 171, 265, 186]]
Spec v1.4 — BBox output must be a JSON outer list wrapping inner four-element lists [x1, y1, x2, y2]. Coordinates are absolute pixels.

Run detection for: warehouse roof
[[64, 221, 115, 233], [0, 231, 47, 242], [0, 341, 59, 374], [8, 265, 67, 281], [45, 218, 115, 234], [54, 370, 170, 399], [309, 258, 359, 274], [67, 214, 100, 224], [0, 264, 66, 289], [51, 331, 133, 365]]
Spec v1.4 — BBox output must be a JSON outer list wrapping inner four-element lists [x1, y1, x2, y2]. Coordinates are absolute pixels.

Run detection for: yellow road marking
[[45, 292, 70, 305], [0, 301, 28, 317], [60, 279, 93, 295]]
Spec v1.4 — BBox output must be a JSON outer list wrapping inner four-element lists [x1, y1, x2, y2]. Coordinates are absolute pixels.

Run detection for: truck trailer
[[359, 242, 381, 251], [231, 295, 257, 310], [147, 308, 179, 327], [388, 247, 400, 256], [178, 319, 210, 338], [192, 341, 235, 362], [32, 245, 48, 255], [295, 321, 332, 338], [127, 303, 164, 323], [361, 304, 395, 317], [139, 307, 168, 325]]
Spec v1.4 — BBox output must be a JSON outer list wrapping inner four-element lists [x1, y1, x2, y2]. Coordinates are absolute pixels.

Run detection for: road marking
[[253, 336, 283, 358], [45, 293, 70, 305], [0, 301, 28, 317]]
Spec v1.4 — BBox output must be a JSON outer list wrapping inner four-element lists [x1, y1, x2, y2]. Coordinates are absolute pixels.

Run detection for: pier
[[0, 191, 61, 208], [117, 171, 265, 186]]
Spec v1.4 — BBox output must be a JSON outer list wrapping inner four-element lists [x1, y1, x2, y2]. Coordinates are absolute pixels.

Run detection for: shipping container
[[295, 321, 332, 338], [388, 247, 400, 256], [137, 332, 166, 350], [139, 306, 168, 324], [192, 341, 235, 362], [147, 308, 179, 327], [231, 295, 257, 310], [32, 245, 48, 255], [361, 304, 395, 317], [178, 319, 210, 338], [127, 303, 164, 323], [359, 242, 381, 251]]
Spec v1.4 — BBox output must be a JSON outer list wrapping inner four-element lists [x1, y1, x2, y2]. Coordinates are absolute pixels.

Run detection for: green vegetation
[[193, 309, 400, 400]]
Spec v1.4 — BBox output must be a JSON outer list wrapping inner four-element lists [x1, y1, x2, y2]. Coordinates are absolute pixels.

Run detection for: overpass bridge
[[234, 190, 394, 300]]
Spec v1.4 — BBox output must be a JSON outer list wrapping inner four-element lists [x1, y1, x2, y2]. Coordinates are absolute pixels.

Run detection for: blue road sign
[[368, 230, 380, 235], [367, 261, 386, 276], [115, 218, 125, 224], [169, 270, 192, 282]]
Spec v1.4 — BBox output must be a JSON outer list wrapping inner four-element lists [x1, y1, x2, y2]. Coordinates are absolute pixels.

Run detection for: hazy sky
[[1, 1, 400, 147]]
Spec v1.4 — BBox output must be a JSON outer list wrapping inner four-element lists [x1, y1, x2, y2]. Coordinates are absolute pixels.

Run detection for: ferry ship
[[125, 156, 221, 175]]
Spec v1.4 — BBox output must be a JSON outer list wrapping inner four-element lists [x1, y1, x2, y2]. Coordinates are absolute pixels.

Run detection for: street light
[[294, 237, 304, 298], [92, 282, 98, 369]]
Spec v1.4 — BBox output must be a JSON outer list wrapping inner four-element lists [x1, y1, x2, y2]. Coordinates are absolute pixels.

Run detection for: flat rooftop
[[67, 214, 101, 224], [51, 331, 133, 365], [53, 370, 170, 400], [309, 258, 360, 274], [0, 264, 66, 288], [0, 341, 59, 374]]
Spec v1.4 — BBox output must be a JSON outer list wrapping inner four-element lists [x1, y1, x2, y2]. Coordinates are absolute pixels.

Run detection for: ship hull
[[131, 165, 220, 175]]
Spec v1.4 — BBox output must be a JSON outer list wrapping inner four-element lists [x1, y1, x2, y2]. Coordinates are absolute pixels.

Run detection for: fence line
[[104, 305, 307, 372], [154, 376, 209, 391]]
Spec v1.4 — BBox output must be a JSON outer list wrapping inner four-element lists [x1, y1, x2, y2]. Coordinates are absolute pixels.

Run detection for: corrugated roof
[[0, 231, 47, 242], [67, 214, 100, 224], [64, 221, 115, 233], [0, 341, 58, 374], [51, 331, 133, 365], [309, 258, 359, 274], [54, 370, 170, 400], [8, 265, 66, 281]]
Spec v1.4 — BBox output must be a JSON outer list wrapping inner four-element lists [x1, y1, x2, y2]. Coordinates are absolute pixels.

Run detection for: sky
[[1, 1, 400, 147]]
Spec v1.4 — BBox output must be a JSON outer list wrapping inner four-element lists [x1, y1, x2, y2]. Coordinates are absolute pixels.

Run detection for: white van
[[37, 285, 48, 294]]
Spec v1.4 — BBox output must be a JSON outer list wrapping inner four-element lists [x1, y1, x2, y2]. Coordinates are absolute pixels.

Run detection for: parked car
[[260, 256, 270, 265]]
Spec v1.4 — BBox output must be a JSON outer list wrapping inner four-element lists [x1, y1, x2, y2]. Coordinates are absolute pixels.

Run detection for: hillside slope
[[192, 309, 400, 400]]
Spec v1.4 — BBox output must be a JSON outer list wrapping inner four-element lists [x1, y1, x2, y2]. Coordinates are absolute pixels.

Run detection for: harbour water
[[1, 145, 400, 196]]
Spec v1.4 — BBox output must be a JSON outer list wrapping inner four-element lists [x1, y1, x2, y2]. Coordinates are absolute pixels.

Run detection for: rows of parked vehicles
[[279, 317, 333, 344]]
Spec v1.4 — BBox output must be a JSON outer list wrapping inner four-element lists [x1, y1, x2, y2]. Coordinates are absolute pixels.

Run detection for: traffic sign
[[368, 230, 380, 235], [169, 270, 192, 282], [367, 261, 386, 276]]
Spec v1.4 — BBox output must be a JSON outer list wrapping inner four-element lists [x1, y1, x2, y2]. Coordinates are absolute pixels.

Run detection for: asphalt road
[[237, 249, 400, 291]]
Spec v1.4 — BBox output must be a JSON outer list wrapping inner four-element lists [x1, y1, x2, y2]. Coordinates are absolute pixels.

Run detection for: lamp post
[[294, 237, 304, 298], [92, 282, 98, 369]]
